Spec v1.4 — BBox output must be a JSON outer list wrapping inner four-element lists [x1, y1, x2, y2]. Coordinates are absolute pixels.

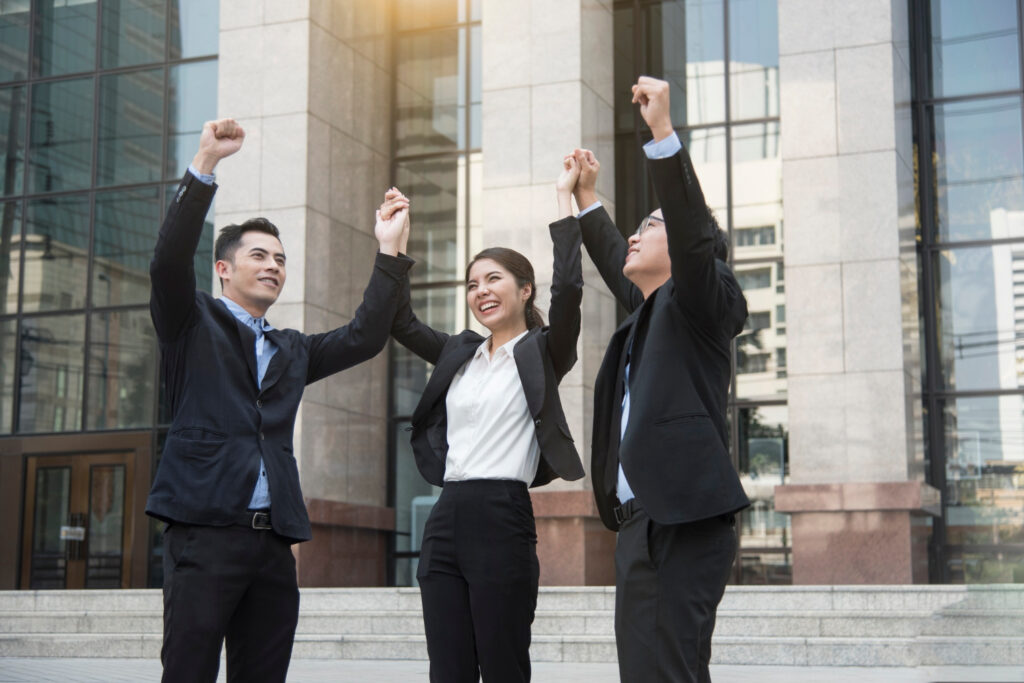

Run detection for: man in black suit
[[572, 77, 750, 682], [147, 118, 412, 683]]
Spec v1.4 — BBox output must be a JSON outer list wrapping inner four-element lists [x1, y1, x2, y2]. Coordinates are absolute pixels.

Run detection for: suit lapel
[[217, 300, 260, 387], [512, 330, 545, 417], [259, 328, 289, 394], [411, 332, 482, 425]]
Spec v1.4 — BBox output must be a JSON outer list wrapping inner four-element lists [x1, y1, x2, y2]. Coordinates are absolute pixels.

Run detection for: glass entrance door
[[20, 452, 134, 589]]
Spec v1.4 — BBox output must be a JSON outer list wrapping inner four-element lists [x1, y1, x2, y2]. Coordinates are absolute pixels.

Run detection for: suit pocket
[[653, 412, 709, 426], [556, 419, 574, 441]]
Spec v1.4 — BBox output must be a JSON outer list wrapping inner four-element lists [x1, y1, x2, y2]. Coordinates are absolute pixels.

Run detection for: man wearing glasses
[[572, 76, 750, 683]]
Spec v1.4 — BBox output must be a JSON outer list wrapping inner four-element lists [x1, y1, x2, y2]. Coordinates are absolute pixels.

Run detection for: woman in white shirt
[[383, 157, 586, 683]]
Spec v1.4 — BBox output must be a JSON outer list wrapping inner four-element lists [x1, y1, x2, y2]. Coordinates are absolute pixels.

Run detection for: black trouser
[[417, 479, 540, 683], [614, 506, 737, 683], [160, 523, 300, 683]]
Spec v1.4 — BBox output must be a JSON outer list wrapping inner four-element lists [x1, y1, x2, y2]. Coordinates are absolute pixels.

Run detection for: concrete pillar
[[774, 0, 938, 583], [481, 0, 618, 585], [216, 0, 395, 586]]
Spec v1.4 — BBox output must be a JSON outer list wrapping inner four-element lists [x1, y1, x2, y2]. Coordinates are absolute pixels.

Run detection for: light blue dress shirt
[[606, 132, 683, 505], [188, 164, 277, 510]]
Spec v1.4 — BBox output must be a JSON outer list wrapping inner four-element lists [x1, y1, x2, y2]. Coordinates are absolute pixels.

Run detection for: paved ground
[[0, 659, 1021, 683]]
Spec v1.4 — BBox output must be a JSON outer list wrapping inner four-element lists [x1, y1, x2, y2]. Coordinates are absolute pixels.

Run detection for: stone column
[[774, 0, 938, 583], [216, 0, 395, 586], [481, 0, 618, 585]]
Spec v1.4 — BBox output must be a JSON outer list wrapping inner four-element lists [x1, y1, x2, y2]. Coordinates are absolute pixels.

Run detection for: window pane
[[656, 0, 725, 126], [166, 60, 217, 179], [101, 0, 166, 69], [681, 127, 727, 216], [729, 0, 779, 120], [936, 244, 1024, 392], [168, 0, 219, 59], [394, 0, 460, 31], [33, 0, 97, 77], [737, 404, 791, 584], [28, 77, 94, 193], [395, 28, 464, 156], [0, 318, 16, 433], [932, 97, 1024, 242], [392, 286, 463, 416], [731, 122, 782, 260], [94, 186, 162, 307], [18, 313, 85, 433], [164, 182, 214, 293], [469, 24, 480, 149], [87, 309, 157, 429], [735, 261, 786, 399], [97, 68, 165, 186], [24, 194, 90, 312], [0, 1, 30, 84], [396, 157, 462, 283], [392, 417, 440, 586], [930, 0, 1020, 99], [1, 201, 21, 315], [943, 396, 1024, 583], [0, 85, 27, 197]]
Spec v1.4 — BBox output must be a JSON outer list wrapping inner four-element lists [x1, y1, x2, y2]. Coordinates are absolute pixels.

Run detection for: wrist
[[378, 240, 399, 257], [191, 152, 219, 175], [576, 189, 598, 211], [650, 123, 674, 143]]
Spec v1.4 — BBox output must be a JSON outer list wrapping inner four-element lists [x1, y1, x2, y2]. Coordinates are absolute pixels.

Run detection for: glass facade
[[388, 0, 481, 586], [614, 0, 789, 583], [0, 0, 217, 588], [913, 0, 1024, 583]]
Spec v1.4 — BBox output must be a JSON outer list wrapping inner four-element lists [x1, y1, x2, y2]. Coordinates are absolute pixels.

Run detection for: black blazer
[[582, 144, 750, 531], [146, 172, 411, 542], [391, 218, 586, 488]]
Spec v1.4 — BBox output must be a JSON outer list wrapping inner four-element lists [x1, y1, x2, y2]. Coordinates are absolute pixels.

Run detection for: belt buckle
[[251, 511, 272, 530], [614, 504, 626, 525]]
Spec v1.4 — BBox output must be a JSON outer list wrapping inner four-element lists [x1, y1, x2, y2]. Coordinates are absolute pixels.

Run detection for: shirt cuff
[[643, 132, 682, 159], [577, 200, 603, 218], [188, 165, 216, 185]]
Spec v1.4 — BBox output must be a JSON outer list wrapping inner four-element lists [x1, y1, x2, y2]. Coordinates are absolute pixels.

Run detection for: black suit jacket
[[146, 172, 411, 542], [582, 144, 750, 531], [391, 218, 586, 488]]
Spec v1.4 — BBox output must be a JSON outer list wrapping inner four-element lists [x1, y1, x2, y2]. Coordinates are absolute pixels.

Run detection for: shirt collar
[[475, 329, 529, 361], [220, 296, 275, 331]]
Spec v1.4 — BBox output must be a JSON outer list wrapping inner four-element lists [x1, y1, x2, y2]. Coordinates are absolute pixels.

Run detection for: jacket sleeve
[[305, 252, 414, 383], [388, 261, 450, 365], [648, 143, 747, 337], [578, 205, 644, 313], [545, 217, 584, 381], [149, 173, 218, 342]]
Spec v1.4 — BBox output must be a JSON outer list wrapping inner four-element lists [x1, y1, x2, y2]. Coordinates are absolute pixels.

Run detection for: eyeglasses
[[634, 214, 665, 236]]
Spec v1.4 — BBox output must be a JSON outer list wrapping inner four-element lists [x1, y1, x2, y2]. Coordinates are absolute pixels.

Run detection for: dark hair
[[214, 218, 281, 287], [465, 247, 544, 330]]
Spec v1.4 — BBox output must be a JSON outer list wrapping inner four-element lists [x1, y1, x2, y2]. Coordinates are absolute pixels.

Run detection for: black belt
[[613, 498, 640, 525], [236, 510, 272, 530]]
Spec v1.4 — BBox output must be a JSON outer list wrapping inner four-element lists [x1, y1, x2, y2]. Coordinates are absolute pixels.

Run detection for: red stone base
[[532, 490, 615, 586], [775, 482, 940, 584], [295, 498, 395, 587]]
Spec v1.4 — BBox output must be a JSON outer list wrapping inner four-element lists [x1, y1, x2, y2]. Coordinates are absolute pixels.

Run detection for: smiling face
[[623, 208, 672, 291], [465, 258, 531, 335], [216, 230, 287, 317]]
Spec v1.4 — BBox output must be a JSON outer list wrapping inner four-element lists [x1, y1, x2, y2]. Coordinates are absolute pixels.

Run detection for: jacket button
[[534, 419, 542, 427], [260, 432, 265, 441], [256, 399, 263, 408]]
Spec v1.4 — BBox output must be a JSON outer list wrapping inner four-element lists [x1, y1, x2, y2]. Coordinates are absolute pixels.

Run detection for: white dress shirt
[[444, 330, 541, 484]]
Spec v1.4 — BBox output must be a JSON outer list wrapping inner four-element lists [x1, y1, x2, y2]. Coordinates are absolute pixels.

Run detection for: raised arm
[[304, 188, 415, 382], [380, 188, 450, 365], [545, 155, 585, 380], [633, 76, 742, 330], [150, 118, 244, 341], [572, 149, 643, 312]]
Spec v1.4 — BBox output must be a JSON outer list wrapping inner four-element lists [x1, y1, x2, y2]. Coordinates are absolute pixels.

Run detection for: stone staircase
[[0, 585, 1021, 666]]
